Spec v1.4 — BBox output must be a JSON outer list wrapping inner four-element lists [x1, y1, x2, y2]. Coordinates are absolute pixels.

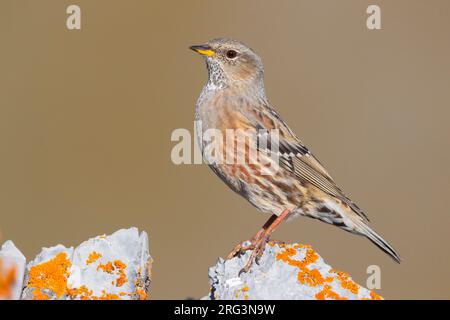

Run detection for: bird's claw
[[238, 236, 269, 275], [225, 230, 266, 260], [226, 241, 255, 260]]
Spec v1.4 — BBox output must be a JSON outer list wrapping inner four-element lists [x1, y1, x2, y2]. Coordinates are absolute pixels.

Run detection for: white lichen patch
[[20, 228, 151, 300], [0, 241, 26, 300], [206, 242, 382, 300]]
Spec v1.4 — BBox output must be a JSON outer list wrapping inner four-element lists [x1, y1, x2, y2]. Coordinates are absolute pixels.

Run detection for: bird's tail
[[352, 218, 401, 263]]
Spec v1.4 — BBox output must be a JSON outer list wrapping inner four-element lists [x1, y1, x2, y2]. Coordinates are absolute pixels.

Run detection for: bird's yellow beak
[[190, 45, 215, 57]]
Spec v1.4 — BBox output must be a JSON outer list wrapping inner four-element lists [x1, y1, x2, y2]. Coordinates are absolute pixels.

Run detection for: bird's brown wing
[[249, 104, 370, 222]]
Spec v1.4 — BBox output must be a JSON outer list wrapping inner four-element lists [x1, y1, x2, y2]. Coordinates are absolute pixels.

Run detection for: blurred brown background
[[1, 0, 449, 299]]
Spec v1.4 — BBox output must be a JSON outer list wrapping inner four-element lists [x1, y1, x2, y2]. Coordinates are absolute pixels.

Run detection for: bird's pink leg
[[226, 209, 291, 274], [225, 214, 277, 260], [238, 209, 291, 275], [261, 209, 291, 238]]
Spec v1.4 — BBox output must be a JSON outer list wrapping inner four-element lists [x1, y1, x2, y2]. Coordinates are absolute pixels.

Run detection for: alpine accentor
[[190, 38, 400, 274]]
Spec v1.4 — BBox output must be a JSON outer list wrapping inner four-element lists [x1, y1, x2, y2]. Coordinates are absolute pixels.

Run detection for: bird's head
[[190, 38, 264, 90]]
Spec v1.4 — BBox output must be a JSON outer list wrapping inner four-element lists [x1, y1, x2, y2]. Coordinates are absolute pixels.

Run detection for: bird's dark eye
[[226, 50, 238, 59]]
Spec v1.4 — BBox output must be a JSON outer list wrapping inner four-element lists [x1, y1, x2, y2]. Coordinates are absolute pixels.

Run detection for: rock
[[0, 241, 26, 300], [205, 242, 382, 300], [21, 228, 152, 300]]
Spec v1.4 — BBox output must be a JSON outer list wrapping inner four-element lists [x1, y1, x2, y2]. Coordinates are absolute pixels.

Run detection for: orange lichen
[[370, 290, 382, 300], [269, 240, 286, 248], [67, 285, 95, 300], [28, 252, 72, 299], [97, 260, 128, 287], [276, 244, 371, 300], [120, 291, 133, 298], [21, 250, 146, 301], [86, 251, 102, 265], [333, 270, 359, 295], [68, 285, 133, 300], [276, 244, 332, 288], [115, 271, 127, 287], [114, 260, 128, 287], [97, 261, 114, 273], [32, 288, 50, 300], [67, 285, 132, 300], [0, 259, 16, 299], [114, 260, 126, 270], [99, 290, 120, 300], [234, 286, 250, 300], [20, 251, 141, 300], [298, 268, 334, 287], [135, 288, 147, 300], [100, 294, 120, 300], [315, 284, 348, 300]]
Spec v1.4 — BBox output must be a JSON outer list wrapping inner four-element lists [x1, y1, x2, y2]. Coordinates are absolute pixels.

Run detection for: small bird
[[190, 38, 400, 273]]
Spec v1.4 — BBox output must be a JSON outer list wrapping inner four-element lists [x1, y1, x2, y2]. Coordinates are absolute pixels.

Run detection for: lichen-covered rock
[[205, 242, 382, 300], [0, 241, 26, 300], [21, 228, 152, 300]]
